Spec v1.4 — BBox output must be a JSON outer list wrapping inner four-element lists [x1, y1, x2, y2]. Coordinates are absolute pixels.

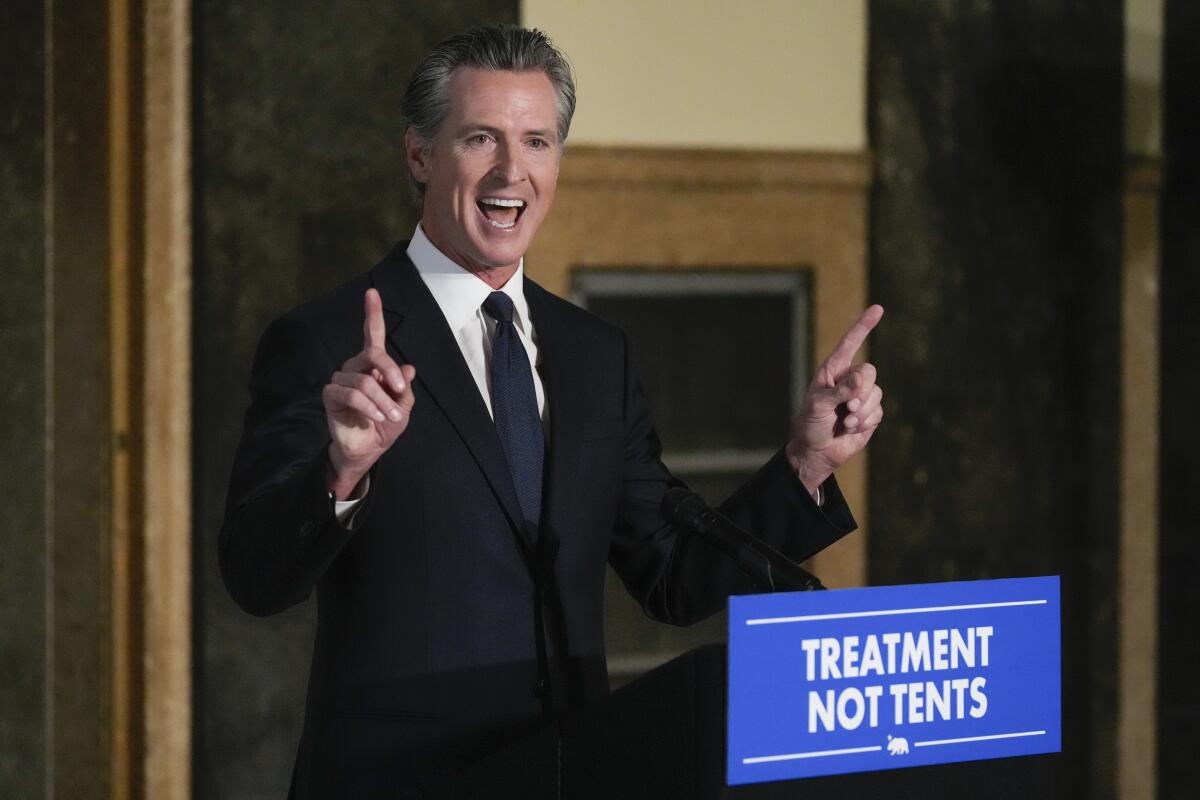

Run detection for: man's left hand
[[786, 305, 885, 496]]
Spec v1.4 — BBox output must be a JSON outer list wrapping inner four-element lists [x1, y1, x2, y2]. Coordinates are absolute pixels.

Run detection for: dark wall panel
[[1159, 2, 1200, 797], [194, 3, 518, 797], [47, 2, 116, 795], [2, 0, 114, 795], [867, 2, 1123, 797], [0, 1, 48, 796]]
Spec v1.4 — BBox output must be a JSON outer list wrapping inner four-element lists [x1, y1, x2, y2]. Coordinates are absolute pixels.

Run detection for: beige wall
[[521, 0, 866, 150], [1125, 0, 1163, 156]]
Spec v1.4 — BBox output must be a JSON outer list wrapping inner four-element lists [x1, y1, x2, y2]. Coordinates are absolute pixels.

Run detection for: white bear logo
[[887, 735, 909, 755]]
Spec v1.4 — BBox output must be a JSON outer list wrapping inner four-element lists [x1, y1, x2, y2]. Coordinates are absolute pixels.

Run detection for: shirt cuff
[[331, 475, 370, 526]]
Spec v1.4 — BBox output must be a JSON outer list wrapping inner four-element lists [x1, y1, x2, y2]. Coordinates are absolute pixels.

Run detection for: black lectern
[[427, 645, 1056, 799]]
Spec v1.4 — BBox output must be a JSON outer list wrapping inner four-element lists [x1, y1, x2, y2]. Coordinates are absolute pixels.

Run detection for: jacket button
[[533, 678, 549, 699]]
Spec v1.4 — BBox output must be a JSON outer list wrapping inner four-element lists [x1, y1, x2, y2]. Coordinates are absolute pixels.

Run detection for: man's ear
[[405, 129, 431, 183]]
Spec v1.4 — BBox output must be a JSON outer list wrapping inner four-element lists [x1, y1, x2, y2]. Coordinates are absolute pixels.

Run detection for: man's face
[[407, 67, 561, 276]]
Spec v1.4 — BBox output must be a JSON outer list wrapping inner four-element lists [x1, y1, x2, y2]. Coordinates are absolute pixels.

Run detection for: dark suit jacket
[[219, 242, 857, 798]]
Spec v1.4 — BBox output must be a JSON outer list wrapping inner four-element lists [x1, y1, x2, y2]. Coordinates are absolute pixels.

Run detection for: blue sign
[[727, 576, 1060, 786]]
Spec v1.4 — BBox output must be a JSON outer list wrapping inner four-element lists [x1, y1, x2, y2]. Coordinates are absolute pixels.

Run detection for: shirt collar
[[406, 223, 531, 334]]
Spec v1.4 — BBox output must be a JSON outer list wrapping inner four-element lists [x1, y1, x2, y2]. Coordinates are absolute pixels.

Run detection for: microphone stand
[[662, 488, 826, 592]]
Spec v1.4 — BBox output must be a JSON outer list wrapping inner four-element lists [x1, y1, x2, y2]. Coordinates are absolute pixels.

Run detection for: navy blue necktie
[[483, 291, 544, 532]]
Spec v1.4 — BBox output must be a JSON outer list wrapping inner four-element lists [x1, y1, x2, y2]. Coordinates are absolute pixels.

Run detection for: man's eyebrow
[[455, 122, 500, 134]]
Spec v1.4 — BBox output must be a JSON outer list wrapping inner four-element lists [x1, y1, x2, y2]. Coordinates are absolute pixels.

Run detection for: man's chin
[[470, 239, 531, 272]]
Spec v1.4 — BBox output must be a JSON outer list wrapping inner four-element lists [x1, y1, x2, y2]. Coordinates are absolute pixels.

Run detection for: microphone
[[661, 487, 826, 592]]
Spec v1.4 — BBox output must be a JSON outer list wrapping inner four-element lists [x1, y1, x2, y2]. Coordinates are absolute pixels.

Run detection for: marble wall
[[867, 1, 1124, 796], [1, 1, 114, 797], [0, 2, 48, 795], [193, 3, 517, 797]]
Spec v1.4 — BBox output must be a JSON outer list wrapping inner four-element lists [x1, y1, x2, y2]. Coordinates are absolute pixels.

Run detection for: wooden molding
[[559, 146, 873, 190], [1125, 155, 1163, 192], [141, 1, 192, 797], [109, 0, 192, 797], [1117, 154, 1161, 800], [109, 0, 136, 795]]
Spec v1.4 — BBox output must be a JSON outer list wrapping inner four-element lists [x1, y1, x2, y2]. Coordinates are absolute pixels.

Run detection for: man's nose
[[491, 140, 526, 184]]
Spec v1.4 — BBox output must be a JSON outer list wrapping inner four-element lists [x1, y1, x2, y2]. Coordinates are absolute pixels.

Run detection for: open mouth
[[477, 197, 526, 230]]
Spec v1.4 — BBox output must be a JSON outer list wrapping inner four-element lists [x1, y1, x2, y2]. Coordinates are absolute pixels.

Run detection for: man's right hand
[[322, 288, 416, 500]]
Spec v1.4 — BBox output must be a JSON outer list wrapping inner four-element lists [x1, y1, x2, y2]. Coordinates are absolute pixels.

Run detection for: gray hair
[[401, 24, 577, 198]]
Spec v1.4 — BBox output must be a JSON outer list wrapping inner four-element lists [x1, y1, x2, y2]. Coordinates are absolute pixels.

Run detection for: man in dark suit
[[220, 24, 884, 798]]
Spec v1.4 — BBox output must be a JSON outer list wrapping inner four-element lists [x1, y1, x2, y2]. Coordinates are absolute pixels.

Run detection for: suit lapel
[[525, 280, 584, 547], [369, 245, 531, 556]]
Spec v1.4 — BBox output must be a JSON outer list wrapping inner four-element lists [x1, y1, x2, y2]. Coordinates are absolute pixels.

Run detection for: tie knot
[[482, 291, 515, 324]]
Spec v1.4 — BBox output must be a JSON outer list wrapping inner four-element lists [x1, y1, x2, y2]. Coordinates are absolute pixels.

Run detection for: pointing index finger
[[363, 288, 386, 350], [827, 304, 884, 369]]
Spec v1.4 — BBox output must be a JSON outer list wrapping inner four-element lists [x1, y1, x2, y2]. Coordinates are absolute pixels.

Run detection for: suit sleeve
[[606, 334, 857, 626], [218, 314, 372, 616]]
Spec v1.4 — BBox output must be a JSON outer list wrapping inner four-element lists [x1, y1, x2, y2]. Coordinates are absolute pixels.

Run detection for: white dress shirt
[[335, 224, 546, 520], [405, 224, 546, 423]]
